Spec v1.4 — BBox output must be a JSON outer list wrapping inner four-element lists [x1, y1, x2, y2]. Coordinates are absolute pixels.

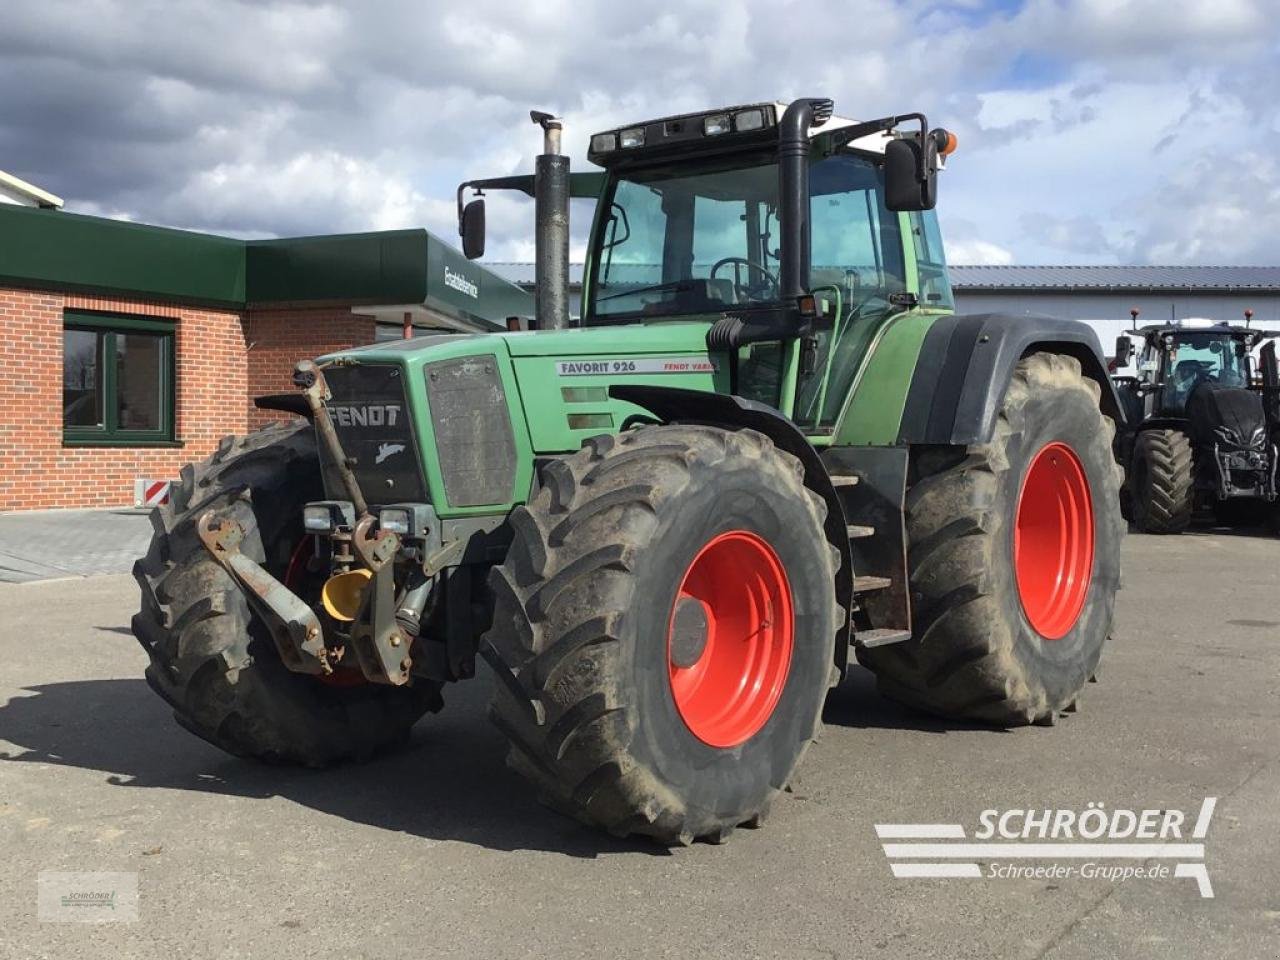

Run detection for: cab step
[[855, 628, 912, 649], [853, 575, 893, 593], [846, 524, 875, 539]]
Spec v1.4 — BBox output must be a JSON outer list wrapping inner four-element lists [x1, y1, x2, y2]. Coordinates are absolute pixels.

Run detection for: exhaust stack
[[778, 98, 833, 302], [531, 111, 570, 330]]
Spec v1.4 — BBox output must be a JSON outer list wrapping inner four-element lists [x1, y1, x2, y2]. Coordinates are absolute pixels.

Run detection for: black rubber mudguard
[[898, 313, 1125, 446]]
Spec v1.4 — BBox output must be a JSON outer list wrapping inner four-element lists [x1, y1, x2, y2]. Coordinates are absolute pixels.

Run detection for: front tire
[[1130, 429, 1194, 534], [858, 352, 1125, 725], [483, 426, 840, 843], [132, 422, 441, 766]]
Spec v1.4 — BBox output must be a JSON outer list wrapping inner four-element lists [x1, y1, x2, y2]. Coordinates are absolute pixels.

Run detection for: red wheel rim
[[1014, 442, 1094, 640], [667, 531, 794, 748]]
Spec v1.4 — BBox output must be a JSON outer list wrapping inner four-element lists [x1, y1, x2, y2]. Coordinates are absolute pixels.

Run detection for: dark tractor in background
[[1114, 310, 1280, 534]]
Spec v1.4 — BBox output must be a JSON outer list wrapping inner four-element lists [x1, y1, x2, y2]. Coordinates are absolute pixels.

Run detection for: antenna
[[1244, 308, 1254, 329], [1129, 306, 1140, 333]]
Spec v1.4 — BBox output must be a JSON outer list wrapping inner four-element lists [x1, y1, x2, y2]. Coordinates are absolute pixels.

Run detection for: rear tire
[[131, 422, 441, 766], [483, 426, 840, 843], [858, 352, 1124, 725], [1130, 429, 1193, 534]]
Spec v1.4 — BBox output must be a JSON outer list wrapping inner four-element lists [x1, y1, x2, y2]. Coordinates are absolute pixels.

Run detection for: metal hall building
[[488, 263, 1280, 349], [947, 265, 1280, 348]]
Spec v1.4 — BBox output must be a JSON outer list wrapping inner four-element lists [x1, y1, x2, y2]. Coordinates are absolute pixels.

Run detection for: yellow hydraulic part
[[320, 568, 372, 622]]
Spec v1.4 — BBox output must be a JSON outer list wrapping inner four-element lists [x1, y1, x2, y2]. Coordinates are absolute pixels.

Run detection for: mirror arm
[[828, 112, 930, 183]]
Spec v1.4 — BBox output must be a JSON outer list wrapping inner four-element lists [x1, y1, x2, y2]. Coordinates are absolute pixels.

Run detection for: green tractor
[[133, 98, 1125, 844], [1113, 310, 1280, 533]]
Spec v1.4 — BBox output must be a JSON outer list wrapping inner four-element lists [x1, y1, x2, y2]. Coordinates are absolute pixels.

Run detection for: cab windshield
[[1161, 333, 1252, 412], [586, 151, 906, 324]]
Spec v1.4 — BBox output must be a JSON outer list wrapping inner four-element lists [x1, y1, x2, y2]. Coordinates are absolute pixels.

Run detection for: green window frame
[[62, 311, 178, 447]]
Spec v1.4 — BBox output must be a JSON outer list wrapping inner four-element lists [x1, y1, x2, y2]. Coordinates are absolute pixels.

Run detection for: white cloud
[[946, 238, 1016, 266], [0, 0, 1277, 269]]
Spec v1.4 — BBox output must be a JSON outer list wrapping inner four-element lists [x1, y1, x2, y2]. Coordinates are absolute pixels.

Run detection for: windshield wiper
[[595, 279, 699, 304]]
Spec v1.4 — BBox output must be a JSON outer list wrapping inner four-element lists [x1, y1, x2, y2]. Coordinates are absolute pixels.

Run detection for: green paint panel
[[0, 204, 245, 306], [511, 352, 727, 452], [831, 310, 941, 445], [502, 320, 715, 356]]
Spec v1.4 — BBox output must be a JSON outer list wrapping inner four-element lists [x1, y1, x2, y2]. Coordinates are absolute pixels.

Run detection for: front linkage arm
[[197, 358, 414, 686], [197, 511, 335, 676]]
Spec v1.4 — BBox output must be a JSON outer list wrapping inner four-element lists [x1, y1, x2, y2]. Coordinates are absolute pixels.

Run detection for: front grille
[[425, 356, 517, 507], [321, 364, 428, 505]]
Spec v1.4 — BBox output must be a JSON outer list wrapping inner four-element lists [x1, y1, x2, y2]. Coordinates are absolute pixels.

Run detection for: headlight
[[703, 114, 731, 136], [590, 132, 617, 154], [734, 108, 766, 132], [376, 503, 434, 540], [378, 508, 411, 536], [303, 501, 355, 533], [618, 127, 646, 148]]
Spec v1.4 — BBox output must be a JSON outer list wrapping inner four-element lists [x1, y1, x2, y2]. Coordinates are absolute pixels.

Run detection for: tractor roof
[[1139, 323, 1279, 340], [587, 100, 894, 168]]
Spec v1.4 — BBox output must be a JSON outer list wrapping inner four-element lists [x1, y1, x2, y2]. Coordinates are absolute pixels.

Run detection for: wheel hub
[[669, 597, 710, 669], [667, 530, 794, 748], [1014, 442, 1095, 639]]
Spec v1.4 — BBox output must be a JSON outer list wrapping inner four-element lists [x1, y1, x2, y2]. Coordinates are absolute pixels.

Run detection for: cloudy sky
[[1, 0, 1278, 265]]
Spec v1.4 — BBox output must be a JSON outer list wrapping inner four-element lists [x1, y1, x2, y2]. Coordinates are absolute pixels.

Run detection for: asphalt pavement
[[1, 531, 1278, 959], [0, 509, 152, 584]]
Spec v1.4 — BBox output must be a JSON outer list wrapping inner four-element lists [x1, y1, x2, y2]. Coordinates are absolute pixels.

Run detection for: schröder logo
[[876, 798, 1218, 897], [444, 265, 478, 299]]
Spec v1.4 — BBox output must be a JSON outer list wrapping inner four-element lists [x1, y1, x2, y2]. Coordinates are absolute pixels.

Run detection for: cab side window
[[910, 210, 954, 310]]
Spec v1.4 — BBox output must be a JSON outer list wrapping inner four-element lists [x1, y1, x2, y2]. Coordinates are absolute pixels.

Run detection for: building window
[[62, 312, 176, 445]]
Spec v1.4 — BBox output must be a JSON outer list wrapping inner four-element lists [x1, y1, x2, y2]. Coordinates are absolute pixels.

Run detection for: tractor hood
[[499, 321, 714, 356], [1187, 381, 1268, 451], [318, 321, 730, 518]]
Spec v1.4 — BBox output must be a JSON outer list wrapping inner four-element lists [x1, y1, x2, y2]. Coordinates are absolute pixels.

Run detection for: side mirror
[[885, 138, 931, 211], [461, 198, 486, 260], [884, 129, 949, 212], [1114, 335, 1134, 368]]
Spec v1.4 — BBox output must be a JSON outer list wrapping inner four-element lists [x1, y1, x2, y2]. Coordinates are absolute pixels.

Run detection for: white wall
[[952, 291, 1278, 358]]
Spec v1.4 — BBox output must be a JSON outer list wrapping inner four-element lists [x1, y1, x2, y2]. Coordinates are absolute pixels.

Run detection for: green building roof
[[0, 203, 531, 327]]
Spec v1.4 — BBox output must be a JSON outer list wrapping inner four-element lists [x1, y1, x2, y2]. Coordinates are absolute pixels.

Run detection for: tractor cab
[[1115, 319, 1270, 420], [458, 100, 959, 435]]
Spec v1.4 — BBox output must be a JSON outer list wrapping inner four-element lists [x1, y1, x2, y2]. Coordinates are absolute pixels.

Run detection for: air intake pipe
[[531, 110, 570, 330], [778, 98, 833, 302]]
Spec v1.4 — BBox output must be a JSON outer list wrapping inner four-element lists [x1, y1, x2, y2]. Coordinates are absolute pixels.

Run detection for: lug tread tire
[[1131, 429, 1194, 534], [859, 352, 1124, 725], [131, 421, 441, 767], [484, 426, 839, 844]]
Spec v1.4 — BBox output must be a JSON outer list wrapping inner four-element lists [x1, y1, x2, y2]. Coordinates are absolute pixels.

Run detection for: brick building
[[0, 202, 530, 511]]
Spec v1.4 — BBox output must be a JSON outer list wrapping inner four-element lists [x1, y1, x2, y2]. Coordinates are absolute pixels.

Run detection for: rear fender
[[898, 313, 1125, 446]]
